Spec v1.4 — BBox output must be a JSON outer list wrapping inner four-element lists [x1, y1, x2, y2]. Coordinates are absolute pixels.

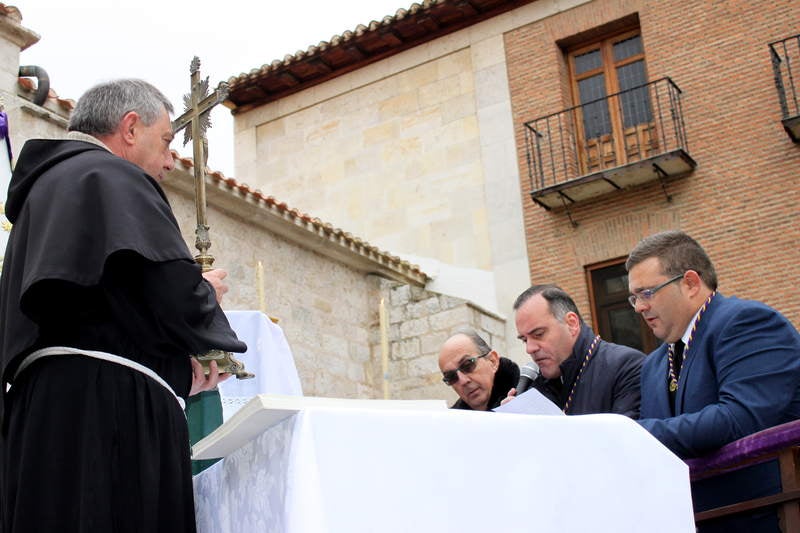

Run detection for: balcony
[[524, 77, 696, 211], [770, 33, 800, 143]]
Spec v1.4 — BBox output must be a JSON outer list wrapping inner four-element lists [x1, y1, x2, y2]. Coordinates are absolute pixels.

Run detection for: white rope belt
[[14, 346, 185, 410]]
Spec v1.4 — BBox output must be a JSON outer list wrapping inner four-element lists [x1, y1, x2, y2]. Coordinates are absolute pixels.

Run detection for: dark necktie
[[673, 340, 685, 379], [668, 340, 685, 415]]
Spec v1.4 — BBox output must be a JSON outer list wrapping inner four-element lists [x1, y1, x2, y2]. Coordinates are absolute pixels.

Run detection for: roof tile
[[169, 151, 426, 282], [17, 77, 75, 111], [225, 0, 535, 111]]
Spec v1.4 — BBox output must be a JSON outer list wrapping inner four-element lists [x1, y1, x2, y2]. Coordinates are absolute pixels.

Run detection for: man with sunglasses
[[439, 329, 519, 411], [512, 284, 644, 417], [627, 230, 800, 532]]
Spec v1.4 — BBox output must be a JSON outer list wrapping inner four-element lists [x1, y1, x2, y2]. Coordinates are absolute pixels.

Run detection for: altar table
[[220, 311, 303, 421], [194, 408, 695, 532]]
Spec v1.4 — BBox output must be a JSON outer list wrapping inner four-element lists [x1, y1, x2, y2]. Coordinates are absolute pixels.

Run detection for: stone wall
[[166, 184, 383, 399], [0, 8, 69, 153], [165, 177, 506, 403]]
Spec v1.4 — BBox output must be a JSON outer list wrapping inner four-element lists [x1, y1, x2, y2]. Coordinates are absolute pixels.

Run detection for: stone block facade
[[164, 172, 507, 402], [0, 7, 69, 153], [240, 46, 492, 270], [166, 185, 384, 399]]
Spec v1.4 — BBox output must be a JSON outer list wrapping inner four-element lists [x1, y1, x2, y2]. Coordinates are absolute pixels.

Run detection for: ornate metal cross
[[172, 56, 229, 272], [172, 57, 253, 379]]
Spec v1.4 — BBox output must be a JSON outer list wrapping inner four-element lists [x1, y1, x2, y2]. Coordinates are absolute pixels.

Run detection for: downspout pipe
[[18, 65, 50, 107]]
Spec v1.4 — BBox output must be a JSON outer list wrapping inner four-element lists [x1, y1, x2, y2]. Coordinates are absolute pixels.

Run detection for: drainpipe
[[18, 65, 50, 107]]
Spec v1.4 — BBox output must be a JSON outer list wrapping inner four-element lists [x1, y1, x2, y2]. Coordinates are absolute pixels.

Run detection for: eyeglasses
[[441, 352, 490, 385], [628, 274, 684, 307]]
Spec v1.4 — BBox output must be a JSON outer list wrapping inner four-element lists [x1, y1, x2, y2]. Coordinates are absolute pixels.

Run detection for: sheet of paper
[[492, 387, 564, 415]]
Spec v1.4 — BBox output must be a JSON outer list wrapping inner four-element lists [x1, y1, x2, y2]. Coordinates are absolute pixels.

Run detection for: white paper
[[492, 387, 564, 415]]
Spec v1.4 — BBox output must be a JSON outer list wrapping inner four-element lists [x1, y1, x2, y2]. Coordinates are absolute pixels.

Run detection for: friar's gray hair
[[68, 79, 173, 136]]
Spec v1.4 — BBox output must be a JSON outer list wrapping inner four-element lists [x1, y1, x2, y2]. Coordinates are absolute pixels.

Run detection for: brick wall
[[505, 0, 800, 327]]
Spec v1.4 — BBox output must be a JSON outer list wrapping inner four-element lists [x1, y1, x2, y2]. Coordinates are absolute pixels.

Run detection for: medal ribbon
[[563, 335, 601, 414], [667, 291, 716, 392]]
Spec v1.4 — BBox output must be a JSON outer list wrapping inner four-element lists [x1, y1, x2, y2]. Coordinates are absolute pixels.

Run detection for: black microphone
[[515, 362, 539, 395]]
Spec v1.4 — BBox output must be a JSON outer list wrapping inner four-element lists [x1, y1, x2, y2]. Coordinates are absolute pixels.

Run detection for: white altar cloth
[[194, 408, 695, 533], [220, 311, 302, 421]]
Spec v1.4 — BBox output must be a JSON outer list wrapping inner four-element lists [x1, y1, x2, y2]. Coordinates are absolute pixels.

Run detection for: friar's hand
[[202, 269, 230, 305], [189, 358, 231, 396]]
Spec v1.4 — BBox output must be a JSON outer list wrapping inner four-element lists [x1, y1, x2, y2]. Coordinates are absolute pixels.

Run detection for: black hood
[[6, 139, 101, 223], [0, 138, 193, 382]]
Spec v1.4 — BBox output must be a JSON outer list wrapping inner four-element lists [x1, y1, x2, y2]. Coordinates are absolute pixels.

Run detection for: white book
[[192, 393, 448, 460]]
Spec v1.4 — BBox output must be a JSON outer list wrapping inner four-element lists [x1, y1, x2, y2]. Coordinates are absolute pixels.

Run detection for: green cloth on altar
[[186, 389, 223, 474]]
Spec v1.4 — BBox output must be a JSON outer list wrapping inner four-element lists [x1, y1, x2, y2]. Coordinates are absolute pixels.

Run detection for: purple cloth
[[0, 111, 11, 162], [686, 419, 800, 481]]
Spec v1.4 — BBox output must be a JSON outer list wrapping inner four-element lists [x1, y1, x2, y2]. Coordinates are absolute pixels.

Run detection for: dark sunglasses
[[441, 352, 491, 385]]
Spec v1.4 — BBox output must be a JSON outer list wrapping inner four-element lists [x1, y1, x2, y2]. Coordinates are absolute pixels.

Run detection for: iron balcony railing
[[770, 33, 800, 121], [524, 77, 689, 193]]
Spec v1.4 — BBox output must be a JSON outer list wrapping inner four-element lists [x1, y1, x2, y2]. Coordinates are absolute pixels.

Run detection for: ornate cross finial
[[172, 56, 229, 271], [172, 56, 253, 380]]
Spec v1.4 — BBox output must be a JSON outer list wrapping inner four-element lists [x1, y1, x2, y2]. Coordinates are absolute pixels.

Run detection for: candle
[[256, 260, 266, 314], [379, 297, 390, 399]]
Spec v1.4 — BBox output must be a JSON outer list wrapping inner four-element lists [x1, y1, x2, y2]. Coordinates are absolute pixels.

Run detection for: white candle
[[379, 298, 390, 399], [256, 260, 266, 314]]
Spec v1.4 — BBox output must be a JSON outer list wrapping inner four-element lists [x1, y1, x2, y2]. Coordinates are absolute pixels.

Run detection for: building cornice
[[0, 4, 39, 51], [164, 153, 429, 286], [224, 0, 536, 113]]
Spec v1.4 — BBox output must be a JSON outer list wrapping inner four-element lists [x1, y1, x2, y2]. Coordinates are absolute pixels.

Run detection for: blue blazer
[[639, 293, 800, 459]]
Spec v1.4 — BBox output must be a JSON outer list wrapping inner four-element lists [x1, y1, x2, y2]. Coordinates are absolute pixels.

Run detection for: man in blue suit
[[626, 230, 800, 532]]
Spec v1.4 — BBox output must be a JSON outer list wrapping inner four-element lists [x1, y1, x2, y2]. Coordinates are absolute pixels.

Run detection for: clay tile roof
[[0, 3, 21, 21], [225, 0, 535, 113], [17, 77, 75, 111], [169, 152, 428, 285]]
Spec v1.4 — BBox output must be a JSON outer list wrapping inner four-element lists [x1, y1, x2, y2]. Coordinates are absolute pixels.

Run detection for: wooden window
[[568, 30, 656, 175], [586, 259, 658, 354]]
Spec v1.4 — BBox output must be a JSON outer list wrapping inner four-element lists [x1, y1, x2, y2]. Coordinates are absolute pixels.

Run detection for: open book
[[192, 394, 448, 460]]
